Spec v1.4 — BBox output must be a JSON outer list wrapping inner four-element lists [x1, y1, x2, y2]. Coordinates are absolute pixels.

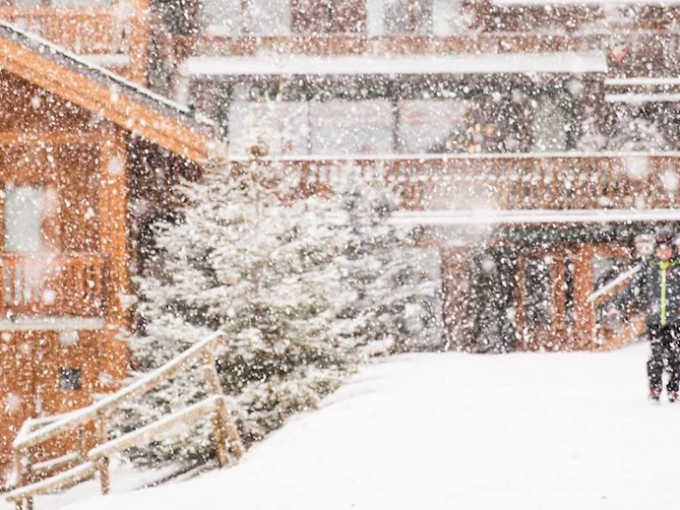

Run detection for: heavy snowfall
[[3, 0, 680, 508], [2, 344, 677, 510]]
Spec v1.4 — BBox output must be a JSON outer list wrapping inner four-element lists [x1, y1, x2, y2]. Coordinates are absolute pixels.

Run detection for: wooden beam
[[98, 126, 129, 328], [573, 243, 596, 350], [0, 131, 100, 146]]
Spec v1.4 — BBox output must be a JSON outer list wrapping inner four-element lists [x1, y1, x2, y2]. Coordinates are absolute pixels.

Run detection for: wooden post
[[95, 412, 111, 495], [202, 350, 245, 461], [128, 0, 151, 86], [77, 426, 88, 463], [573, 244, 596, 350], [98, 126, 130, 389], [440, 248, 473, 350], [551, 253, 567, 349]]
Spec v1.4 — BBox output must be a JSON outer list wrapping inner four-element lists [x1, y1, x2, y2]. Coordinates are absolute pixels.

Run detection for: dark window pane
[[59, 368, 82, 391]]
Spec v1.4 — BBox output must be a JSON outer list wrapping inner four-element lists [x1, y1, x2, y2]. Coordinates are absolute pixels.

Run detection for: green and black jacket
[[614, 258, 680, 328]]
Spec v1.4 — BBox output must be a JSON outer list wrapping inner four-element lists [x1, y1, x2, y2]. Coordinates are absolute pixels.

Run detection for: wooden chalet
[[0, 20, 214, 485], [0, 0, 678, 488]]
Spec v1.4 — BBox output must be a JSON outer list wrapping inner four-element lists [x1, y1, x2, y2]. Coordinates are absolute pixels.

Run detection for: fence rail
[[7, 332, 244, 510]]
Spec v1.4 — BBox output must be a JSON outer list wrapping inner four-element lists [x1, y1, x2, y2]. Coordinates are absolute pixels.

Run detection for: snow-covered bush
[[123, 160, 442, 469]]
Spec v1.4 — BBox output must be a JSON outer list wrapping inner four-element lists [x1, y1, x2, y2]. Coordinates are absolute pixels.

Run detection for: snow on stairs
[[5, 332, 244, 510]]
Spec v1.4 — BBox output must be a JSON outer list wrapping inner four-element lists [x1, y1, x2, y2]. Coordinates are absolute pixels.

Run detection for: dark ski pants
[[648, 325, 680, 393]]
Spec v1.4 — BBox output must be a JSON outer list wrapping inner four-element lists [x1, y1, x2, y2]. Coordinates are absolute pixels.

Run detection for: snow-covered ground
[[7, 343, 680, 510]]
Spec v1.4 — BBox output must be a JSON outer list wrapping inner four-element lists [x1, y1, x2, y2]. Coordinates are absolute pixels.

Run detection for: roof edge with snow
[[0, 20, 217, 165], [180, 52, 608, 78], [390, 209, 680, 226]]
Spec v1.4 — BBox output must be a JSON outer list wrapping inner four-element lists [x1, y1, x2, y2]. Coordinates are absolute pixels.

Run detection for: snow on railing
[[7, 331, 244, 510], [587, 264, 641, 305]]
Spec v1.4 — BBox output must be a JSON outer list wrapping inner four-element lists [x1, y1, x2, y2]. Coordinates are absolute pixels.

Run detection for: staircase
[[5, 332, 243, 510]]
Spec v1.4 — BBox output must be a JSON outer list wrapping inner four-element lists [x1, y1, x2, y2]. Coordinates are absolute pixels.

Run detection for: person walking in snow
[[611, 230, 680, 402]]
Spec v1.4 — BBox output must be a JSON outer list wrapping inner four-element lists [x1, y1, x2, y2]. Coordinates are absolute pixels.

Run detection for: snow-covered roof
[[180, 53, 608, 78], [605, 93, 680, 104], [605, 77, 680, 87], [493, 0, 680, 5], [390, 208, 680, 226], [0, 20, 215, 132]]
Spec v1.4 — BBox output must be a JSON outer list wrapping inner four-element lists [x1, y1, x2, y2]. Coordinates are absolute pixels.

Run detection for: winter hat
[[655, 229, 675, 249]]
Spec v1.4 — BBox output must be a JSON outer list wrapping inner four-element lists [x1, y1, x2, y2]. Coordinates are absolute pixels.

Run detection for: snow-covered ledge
[[390, 209, 680, 226]]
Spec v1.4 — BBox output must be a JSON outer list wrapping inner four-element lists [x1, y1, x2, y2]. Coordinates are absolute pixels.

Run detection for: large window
[[228, 100, 310, 157], [367, 0, 461, 35], [4, 186, 47, 253], [200, 0, 291, 36], [397, 100, 469, 153], [310, 100, 393, 155]]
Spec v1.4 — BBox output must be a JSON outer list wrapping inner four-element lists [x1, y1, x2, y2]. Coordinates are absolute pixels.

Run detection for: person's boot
[[649, 388, 662, 402], [669, 391, 679, 403]]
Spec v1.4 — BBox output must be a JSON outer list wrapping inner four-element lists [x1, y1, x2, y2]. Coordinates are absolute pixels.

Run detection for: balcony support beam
[[98, 126, 130, 386], [99, 125, 129, 329]]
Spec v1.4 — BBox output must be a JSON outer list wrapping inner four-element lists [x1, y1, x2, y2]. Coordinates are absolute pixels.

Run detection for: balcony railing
[[230, 153, 680, 212], [172, 33, 599, 60], [0, 7, 130, 55], [0, 254, 105, 318]]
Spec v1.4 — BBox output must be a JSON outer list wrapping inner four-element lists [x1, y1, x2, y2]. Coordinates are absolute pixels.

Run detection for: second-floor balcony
[[0, 254, 105, 320], [231, 153, 680, 219]]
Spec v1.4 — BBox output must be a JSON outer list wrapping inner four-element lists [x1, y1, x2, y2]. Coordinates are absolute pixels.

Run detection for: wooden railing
[[172, 32, 601, 60], [0, 8, 131, 55], [228, 154, 680, 212], [7, 332, 244, 510], [0, 254, 104, 318], [589, 266, 647, 349]]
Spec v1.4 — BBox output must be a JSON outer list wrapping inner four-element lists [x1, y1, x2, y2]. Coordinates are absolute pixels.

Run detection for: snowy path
[[11, 344, 680, 510]]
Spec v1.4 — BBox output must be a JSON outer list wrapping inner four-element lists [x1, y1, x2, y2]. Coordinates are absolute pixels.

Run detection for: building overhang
[[391, 209, 680, 226], [179, 52, 608, 79]]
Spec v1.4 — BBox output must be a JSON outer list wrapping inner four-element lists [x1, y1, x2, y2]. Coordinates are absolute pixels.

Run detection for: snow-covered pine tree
[[123, 159, 365, 468], [337, 167, 444, 354]]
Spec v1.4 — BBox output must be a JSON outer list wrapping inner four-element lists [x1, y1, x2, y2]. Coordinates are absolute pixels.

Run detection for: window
[[366, 0, 430, 34], [310, 100, 393, 155], [367, 0, 463, 35], [4, 186, 46, 253], [291, 0, 365, 34], [397, 100, 469, 153], [228, 101, 310, 157], [59, 368, 82, 391], [200, 0, 290, 36]]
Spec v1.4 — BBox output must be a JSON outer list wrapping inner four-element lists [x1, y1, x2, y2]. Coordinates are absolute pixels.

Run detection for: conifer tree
[[125, 160, 361, 467], [124, 161, 443, 469], [337, 168, 444, 354]]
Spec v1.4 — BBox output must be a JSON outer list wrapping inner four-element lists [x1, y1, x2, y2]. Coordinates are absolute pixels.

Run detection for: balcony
[[0, 254, 105, 320], [232, 153, 680, 215]]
